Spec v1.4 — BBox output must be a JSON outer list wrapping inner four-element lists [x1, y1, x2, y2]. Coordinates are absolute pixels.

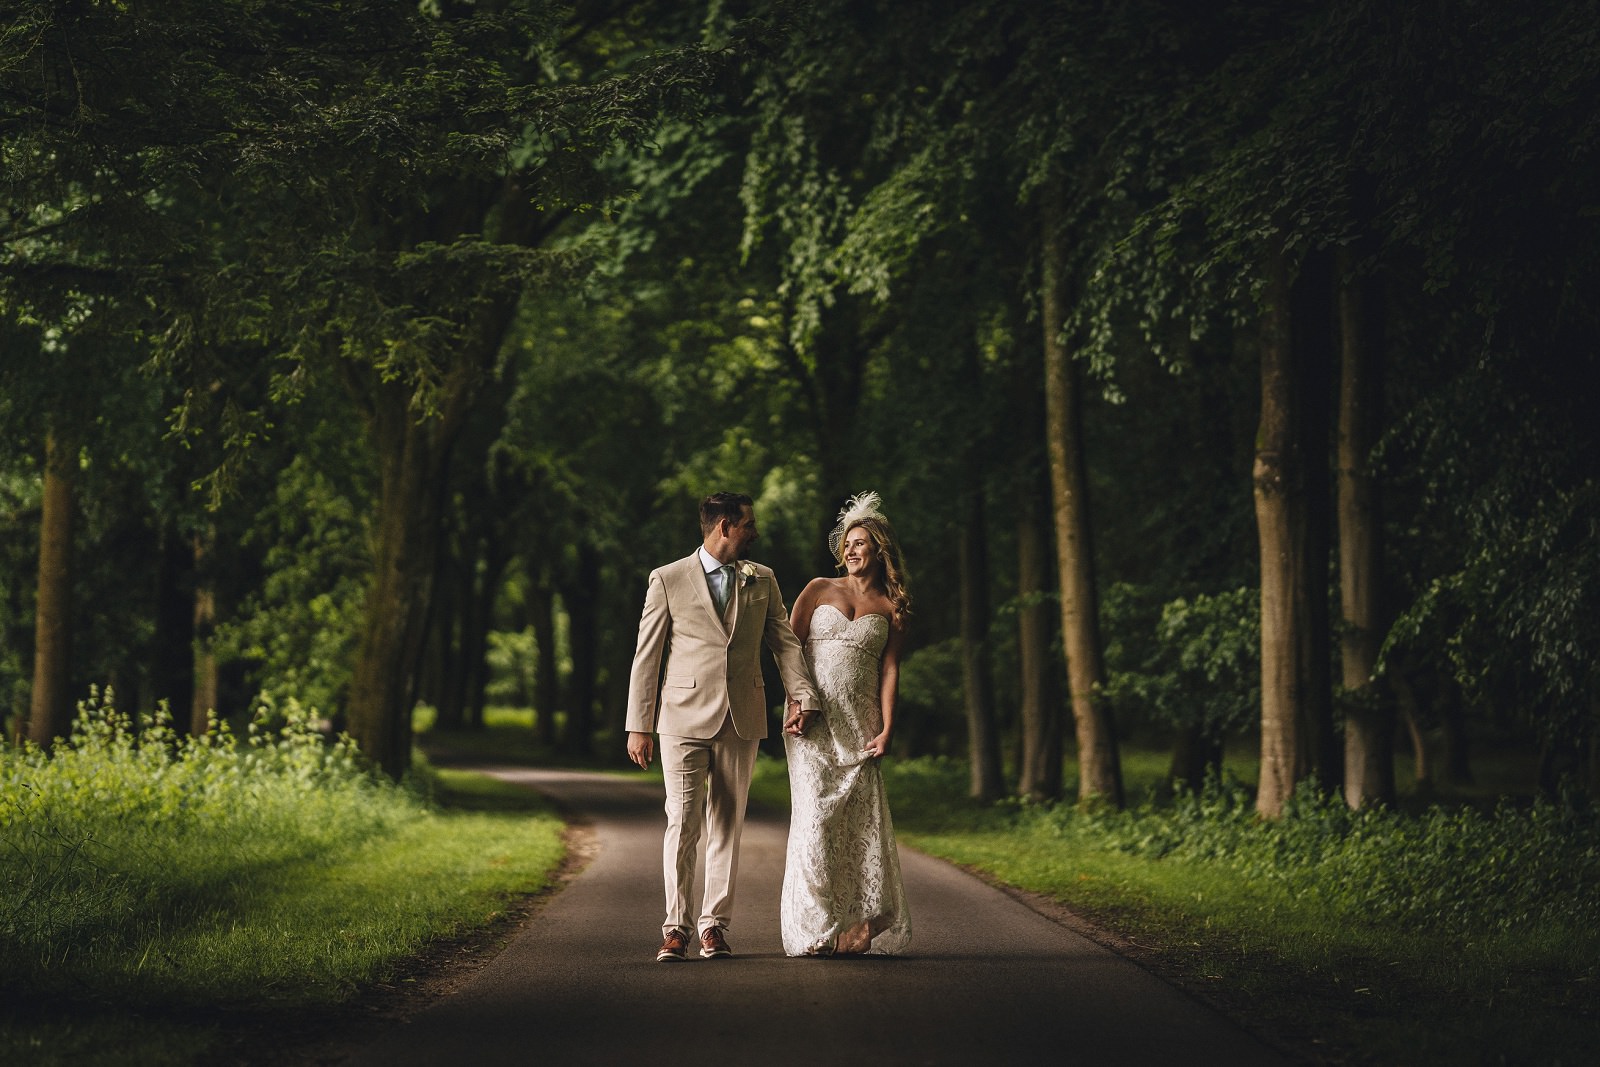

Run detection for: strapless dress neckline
[[813, 602, 889, 628]]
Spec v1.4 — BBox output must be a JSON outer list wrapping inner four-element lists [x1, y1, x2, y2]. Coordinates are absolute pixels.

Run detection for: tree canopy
[[3, 0, 1597, 804]]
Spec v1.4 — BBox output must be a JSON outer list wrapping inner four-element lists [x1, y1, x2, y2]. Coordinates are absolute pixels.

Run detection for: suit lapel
[[685, 553, 728, 632]]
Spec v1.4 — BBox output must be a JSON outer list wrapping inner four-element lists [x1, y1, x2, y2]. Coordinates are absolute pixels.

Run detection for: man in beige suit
[[626, 492, 819, 962]]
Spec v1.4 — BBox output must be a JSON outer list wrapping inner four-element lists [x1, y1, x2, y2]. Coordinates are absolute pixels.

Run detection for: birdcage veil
[[827, 490, 888, 558]]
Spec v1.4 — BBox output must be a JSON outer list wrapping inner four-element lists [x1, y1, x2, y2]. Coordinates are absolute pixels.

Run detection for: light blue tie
[[713, 564, 734, 613]]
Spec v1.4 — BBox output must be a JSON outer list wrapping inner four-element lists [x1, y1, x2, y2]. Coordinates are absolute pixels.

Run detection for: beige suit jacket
[[625, 553, 817, 741]]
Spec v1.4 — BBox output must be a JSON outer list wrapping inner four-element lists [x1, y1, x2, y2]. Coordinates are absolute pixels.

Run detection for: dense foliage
[[2, 0, 1597, 804]]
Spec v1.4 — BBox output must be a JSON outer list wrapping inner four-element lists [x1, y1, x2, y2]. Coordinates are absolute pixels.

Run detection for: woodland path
[[343, 767, 1297, 1066]]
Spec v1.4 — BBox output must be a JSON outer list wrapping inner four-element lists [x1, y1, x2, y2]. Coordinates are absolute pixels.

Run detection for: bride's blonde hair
[[835, 516, 911, 624]]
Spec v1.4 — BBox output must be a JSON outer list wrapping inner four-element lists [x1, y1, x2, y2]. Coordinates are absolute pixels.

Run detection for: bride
[[779, 491, 912, 957]]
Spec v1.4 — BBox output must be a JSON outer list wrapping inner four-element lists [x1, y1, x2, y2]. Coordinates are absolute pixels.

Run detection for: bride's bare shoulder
[[802, 576, 847, 597], [796, 576, 834, 601]]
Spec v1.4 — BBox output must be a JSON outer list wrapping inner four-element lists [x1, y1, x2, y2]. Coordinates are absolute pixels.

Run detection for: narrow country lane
[[344, 768, 1296, 1066]]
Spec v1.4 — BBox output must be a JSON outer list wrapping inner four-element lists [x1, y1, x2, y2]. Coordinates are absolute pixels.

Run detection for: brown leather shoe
[[699, 926, 732, 959], [656, 928, 690, 962]]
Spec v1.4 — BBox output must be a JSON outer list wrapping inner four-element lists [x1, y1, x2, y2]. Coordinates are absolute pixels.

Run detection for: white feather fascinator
[[828, 490, 888, 558]]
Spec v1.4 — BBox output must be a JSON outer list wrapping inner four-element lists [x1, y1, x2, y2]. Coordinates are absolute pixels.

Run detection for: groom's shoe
[[699, 926, 732, 959], [656, 928, 690, 963]]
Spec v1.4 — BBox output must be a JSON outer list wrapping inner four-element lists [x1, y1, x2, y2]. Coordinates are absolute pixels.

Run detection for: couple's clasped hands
[[784, 698, 888, 759], [783, 698, 818, 737]]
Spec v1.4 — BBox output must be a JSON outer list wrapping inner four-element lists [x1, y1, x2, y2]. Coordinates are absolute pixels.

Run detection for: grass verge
[[750, 753, 1600, 1066], [0, 701, 565, 1067]]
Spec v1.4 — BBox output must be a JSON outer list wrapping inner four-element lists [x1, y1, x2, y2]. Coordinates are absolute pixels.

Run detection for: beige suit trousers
[[658, 713, 759, 936]]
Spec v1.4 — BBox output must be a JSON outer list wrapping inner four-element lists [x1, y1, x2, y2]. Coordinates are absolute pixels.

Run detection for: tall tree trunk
[[1336, 248, 1394, 808], [958, 488, 1005, 800], [1439, 688, 1475, 787], [190, 527, 220, 735], [560, 542, 600, 755], [28, 430, 76, 745], [343, 175, 543, 778], [1391, 672, 1431, 792], [1168, 726, 1223, 794], [462, 535, 507, 732], [1016, 472, 1062, 801], [530, 569, 559, 748], [347, 378, 469, 778], [1292, 251, 1339, 791], [1041, 201, 1122, 807], [603, 645, 631, 744], [153, 525, 196, 729], [1254, 245, 1308, 818], [1588, 698, 1600, 800], [426, 539, 466, 731], [780, 294, 881, 576]]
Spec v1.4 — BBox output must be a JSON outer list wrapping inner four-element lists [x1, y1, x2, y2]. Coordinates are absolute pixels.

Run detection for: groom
[[626, 492, 819, 962]]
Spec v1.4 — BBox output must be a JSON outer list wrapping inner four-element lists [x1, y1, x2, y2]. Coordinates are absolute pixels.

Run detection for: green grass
[[0, 698, 566, 1066], [764, 752, 1600, 1067]]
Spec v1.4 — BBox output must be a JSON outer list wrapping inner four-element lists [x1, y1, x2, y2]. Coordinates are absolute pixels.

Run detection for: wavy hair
[[835, 515, 912, 624]]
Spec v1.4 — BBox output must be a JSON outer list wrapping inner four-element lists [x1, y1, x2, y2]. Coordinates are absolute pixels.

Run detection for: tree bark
[[346, 379, 460, 777], [343, 175, 546, 778], [530, 569, 559, 748], [560, 542, 600, 755], [1016, 474, 1062, 801], [1391, 672, 1431, 791], [151, 525, 196, 728], [1041, 201, 1122, 807], [1589, 697, 1600, 800], [778, 294, 882, 576], [1292, 251, 1339, 792], [1168, 725, 1224, 794], [958, 487, 1005, 800], [1254, 245, 1307, 818], [28, 430, 77, 745], [462, 534, 507, 732], [1336, 248, 1394, 808], [1439, 689, 1475, 787], [426, 541, 466, 731], [190, 527, 220, 735]]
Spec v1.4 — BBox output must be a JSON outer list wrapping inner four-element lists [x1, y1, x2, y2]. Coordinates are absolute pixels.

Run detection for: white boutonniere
[[738, 561, 758, 587]]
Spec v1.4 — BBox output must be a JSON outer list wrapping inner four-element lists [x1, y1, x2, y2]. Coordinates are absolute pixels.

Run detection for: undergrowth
[[0, 691, 415, 992], [0, 691, 562, 1016], [885, 755, 1600, 941], [1036, 773, 1600, 936], [877, 755, 1600, 1065]]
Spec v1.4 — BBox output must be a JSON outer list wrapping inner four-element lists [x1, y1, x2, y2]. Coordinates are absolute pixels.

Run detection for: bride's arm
[[789, 577, 825, 644], [866, 619, 906, 759], [782, 578, 827, 734]]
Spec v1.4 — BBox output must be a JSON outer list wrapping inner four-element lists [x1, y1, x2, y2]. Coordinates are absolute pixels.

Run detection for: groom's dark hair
[[700, 492, 754, 537]]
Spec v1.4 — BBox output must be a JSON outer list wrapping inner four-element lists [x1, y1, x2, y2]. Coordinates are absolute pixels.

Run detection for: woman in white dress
[[780, 491, 912, 957]]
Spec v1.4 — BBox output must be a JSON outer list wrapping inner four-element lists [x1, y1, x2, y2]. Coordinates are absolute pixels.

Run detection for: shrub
[[0, 689, 419, 982], [1029, 773, 1600, 935]]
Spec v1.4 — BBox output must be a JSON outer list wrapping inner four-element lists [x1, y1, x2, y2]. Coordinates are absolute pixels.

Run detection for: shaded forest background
[[3, 0, 1597, 815]]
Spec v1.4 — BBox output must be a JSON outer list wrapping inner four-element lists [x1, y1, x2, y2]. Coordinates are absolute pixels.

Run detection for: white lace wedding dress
[[780, 603, 911, 956]]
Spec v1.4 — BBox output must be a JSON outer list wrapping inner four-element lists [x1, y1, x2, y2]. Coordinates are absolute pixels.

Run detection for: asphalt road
[[346, 767, 1295, 1066]]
